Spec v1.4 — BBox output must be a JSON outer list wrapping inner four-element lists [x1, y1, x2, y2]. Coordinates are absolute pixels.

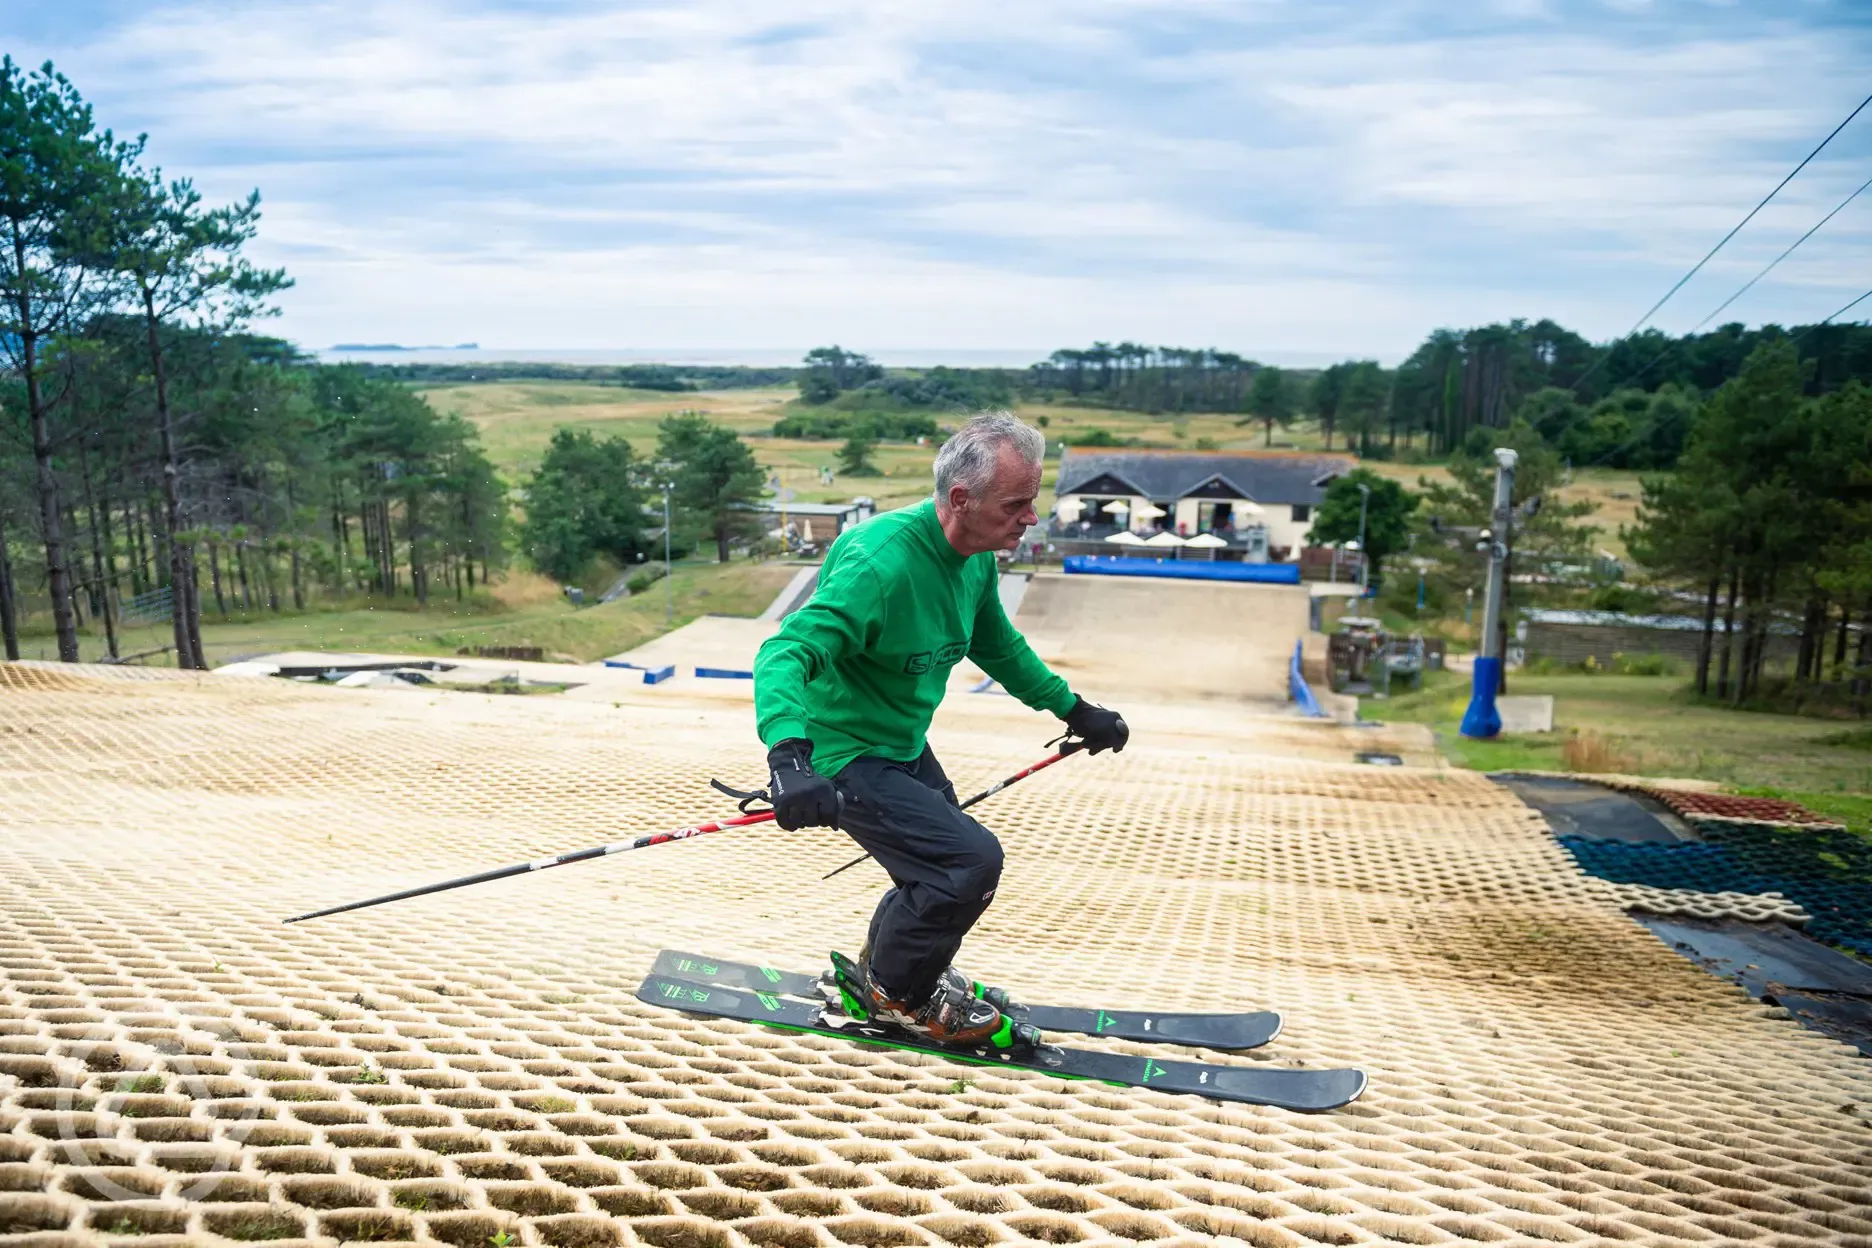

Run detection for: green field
[[1365, 668, 1872, 795], [43, 561, 799, 669], [419, 381, 1653, 543], [418, 382, 1348, 511]]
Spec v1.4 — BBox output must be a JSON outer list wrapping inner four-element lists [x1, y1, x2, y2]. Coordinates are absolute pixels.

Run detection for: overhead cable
[[1566, 90, 1872, 399], [1690, 171, 1872, 333], [1624, 90, 1872, 337]]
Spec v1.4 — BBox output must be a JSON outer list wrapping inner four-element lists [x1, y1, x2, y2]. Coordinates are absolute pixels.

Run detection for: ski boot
[[827, 951, 1041, 1053], [845, 941, 1022, 1015]]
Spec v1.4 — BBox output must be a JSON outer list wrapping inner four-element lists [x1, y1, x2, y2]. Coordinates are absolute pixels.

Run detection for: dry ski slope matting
[[2, 656, 1870, 1247]]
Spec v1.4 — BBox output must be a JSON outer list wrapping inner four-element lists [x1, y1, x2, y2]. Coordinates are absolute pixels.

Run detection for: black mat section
[[1637, 914, 1872, 1057], [1494, 773, 1693, 843]]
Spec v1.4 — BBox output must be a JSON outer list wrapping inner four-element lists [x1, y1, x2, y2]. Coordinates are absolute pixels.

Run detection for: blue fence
[[1061, 555, 1301, 584]]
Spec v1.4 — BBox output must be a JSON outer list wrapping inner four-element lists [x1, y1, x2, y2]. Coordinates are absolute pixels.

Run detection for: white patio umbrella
[[1236, 500, 1265, 516], [1101, 500, 1130, 518], [1104, 531, 1145, 545], [1131, 502, 1166, 520], [1184, 532, 1229, 549], [1054, 497, 1084, 522], [1143, 530, 1186, 548]]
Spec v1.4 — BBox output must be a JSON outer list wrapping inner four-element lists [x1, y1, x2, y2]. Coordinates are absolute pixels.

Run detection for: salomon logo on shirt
[[903, 640, 969, 674]]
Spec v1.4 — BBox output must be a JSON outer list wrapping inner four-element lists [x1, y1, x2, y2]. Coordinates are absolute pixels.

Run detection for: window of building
[[1291, 504, 1310, 522]]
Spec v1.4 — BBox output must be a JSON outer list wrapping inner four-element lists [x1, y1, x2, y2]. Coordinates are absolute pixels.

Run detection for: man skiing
[[753, 411, 1128, 1048]]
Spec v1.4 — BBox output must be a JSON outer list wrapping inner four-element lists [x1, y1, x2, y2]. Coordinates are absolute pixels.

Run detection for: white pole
[[1478, 450, 1516, 661], [663, 483, 673, 627], [1356, 482, 1371, 594]]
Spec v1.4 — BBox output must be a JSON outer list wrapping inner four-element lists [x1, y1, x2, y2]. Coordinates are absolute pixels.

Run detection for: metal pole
[[1478, 450, 1515, 661], [1356, 483, 1371, 594], [663, 483, 673, 627], [1460, 449, 1516, 739]]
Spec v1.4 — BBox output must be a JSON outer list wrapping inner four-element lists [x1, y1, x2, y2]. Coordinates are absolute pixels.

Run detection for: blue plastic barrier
[[1061, 555, 1302, 584], [603, 659, 677, 685], [1289, 639, 1327, 717], [1459, 656, 1502, 738], [695, 667, 755, 680]]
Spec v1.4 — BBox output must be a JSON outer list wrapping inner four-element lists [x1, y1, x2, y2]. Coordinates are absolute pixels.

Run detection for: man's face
[[947, 445, 1042, 555]]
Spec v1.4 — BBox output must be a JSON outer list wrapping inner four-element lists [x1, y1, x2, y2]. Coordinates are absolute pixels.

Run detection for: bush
[[1611, 651, 1676, 676], [626, 564, 669, 596], [1562, 729, 1633, 773], [857, 368, 1012, 409], [611, 365, 694, 392], [772, 411, 939, 440], [1060, 427, 1140, 448], [1585, 583, 1663, 614]]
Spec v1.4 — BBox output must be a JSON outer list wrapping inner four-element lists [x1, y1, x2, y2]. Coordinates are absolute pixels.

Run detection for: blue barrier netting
[[1062, 555, 1302, 584]]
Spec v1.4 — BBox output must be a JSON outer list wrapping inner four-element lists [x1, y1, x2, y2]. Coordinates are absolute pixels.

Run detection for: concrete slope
[[1012, 571, 1309, 705], [607, 614, 778, 675]]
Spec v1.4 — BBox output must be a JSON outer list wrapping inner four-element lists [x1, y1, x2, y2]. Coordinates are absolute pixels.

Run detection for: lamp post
[[1356, 481, 1371, 595], [662, 481, 673, 627], [1460, 449, 1517, 739]]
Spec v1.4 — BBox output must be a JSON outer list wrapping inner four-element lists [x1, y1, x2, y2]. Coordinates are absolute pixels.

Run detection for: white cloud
[[15, 0, 1870, 356]]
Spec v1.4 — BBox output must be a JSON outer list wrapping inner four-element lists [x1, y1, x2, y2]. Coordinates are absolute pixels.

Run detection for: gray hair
[[933, 411, 1045, 499]]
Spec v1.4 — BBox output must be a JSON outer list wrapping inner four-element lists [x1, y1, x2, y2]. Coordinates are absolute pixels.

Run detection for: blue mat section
[[1558, 827, 1872, 956], [1062, 555, 1301, 584]]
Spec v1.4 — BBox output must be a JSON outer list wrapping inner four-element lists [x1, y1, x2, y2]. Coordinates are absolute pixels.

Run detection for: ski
[[651, 949, 1282, 1051], [636, 973, 1364, 1112]]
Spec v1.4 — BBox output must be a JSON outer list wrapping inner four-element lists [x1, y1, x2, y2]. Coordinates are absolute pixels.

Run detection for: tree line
[[1023, 320, 1872, 469], [1626, 341, 1872, 707], [1029, 343, 1262, 414]]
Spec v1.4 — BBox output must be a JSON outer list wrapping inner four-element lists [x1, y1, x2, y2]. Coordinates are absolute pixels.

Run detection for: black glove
[[766, 739, 842, 830], [1063, 694, 1129, 755]]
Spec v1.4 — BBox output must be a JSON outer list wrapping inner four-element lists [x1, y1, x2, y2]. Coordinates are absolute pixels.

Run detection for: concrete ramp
[[606, 615, 777, 676], [1012, 572, 1308, 704]]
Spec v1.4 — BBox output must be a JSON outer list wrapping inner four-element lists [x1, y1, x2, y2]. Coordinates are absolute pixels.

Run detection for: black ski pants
[[833, 747, 1003, 1004]]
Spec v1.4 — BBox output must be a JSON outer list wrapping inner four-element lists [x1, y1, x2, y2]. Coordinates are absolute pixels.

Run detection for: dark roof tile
[[1056, 449, 1357, 505]]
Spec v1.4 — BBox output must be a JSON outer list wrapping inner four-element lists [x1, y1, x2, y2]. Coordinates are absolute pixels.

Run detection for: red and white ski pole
[[282, 809, 776, 924], [284, 741, 1082, 923]]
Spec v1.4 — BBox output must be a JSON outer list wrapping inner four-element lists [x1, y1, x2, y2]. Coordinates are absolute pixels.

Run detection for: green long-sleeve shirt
[[754, 498, 1075, 777]]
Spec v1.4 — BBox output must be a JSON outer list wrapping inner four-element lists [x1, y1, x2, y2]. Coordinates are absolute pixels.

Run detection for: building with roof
[[1052, 449, 1356, 560], [732, 497, 876, 548]]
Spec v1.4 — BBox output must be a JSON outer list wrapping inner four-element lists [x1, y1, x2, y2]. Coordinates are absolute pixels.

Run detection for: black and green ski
[[634, 973, 1364, 1112], [651, 949, 1283, 1051]]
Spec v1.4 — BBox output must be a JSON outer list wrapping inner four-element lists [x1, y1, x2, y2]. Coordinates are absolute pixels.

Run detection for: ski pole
[[282, 809, 777, 924], [820, 739, 1084, 881]]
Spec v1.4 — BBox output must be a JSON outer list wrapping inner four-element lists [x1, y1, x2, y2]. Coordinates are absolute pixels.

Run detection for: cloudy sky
[[8, 1, 1870, 363]]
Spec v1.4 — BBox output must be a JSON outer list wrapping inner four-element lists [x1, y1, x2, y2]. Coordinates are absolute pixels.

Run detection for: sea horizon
[[313, 346, 1054, 369]]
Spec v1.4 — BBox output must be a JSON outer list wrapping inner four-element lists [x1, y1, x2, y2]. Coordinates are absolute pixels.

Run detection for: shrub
[[1060, 428, 1140, 448], [772, 411, 938, 440], [1562, 729, 1633, 773], [626, 564, 669, 596]]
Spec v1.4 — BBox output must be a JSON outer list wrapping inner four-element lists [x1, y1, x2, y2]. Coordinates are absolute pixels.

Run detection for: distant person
[[753, 413, 1128, 1047]]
